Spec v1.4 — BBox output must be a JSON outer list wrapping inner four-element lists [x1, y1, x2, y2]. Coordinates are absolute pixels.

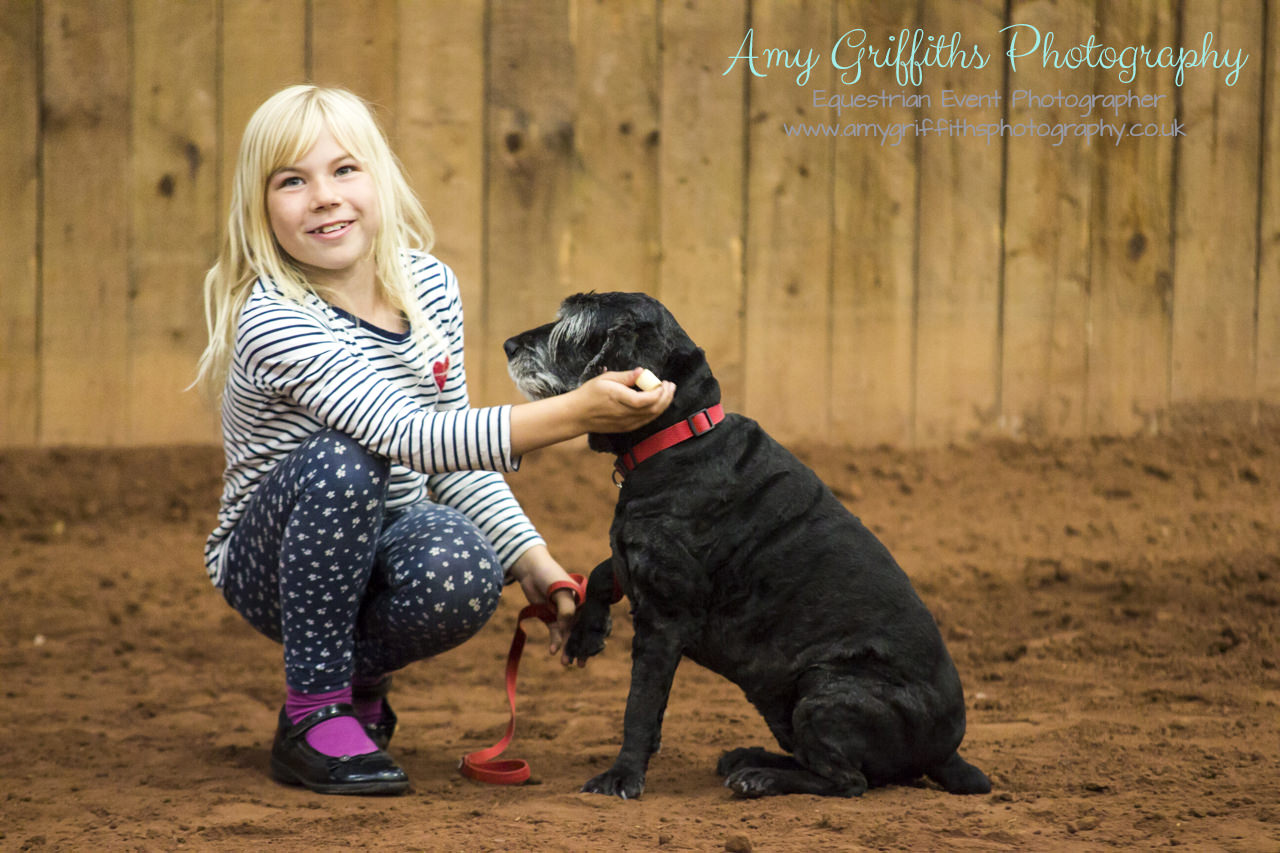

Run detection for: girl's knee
[[375, 506, 504, 631], [297, 430, 391, 493], [307, 429, 390, 473], [405, 532, 504, 612]]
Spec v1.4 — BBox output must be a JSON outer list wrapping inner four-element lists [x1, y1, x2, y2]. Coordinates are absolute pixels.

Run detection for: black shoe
[[353, 675, 398, 750], [269, 704, 409, 795]]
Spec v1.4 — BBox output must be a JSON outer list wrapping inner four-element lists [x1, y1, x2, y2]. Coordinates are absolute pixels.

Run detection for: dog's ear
[[578, 315, 643, 385]]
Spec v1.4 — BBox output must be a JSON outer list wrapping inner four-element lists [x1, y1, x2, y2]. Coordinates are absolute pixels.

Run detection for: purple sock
[[285, 687, 378, 757], [351, 675, 388, 728]]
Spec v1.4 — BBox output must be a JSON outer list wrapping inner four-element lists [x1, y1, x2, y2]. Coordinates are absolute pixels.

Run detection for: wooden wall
[[1, 0, 1276, 449]]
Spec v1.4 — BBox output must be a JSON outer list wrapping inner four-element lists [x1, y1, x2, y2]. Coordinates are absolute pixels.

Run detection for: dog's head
[[504, 291, 720, 449]]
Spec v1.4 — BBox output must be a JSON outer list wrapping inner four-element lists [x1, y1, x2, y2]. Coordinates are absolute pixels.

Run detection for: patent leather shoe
[[269, 703, 409, 795]]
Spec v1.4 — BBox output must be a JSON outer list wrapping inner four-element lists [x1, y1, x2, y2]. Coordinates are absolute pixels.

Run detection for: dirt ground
[[2, 405, 1279, 852]]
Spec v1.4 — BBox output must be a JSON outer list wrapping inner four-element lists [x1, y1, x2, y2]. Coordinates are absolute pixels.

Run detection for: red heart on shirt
[[432, 357, 450, 391]]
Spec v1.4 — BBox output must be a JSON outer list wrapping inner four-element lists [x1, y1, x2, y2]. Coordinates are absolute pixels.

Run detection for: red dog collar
[[613, 404, 725, 483]]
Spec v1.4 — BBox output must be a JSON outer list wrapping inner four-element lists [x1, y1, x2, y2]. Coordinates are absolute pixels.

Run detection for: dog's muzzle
[[503, 330, 570, 401]]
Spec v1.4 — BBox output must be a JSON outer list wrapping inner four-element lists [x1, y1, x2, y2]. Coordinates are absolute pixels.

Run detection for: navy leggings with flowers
[[220, 430, 505, 693]]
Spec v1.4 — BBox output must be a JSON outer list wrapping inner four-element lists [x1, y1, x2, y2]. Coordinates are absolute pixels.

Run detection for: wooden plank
[[569, 0, 660, 300], [310, 0, 399, 121], [40, 0, 131, 445], [484, 0, 576, 405], [913, 0, 1005, 446], [220, 0, 307, 236], [829, 0, 920, 447], [1171, 0, 1262, 403], [1000, 0, 1095, 439], [658, 0, 748, 410], [0, 1, 40, 446], [129, 0, 220, 444], [395, 2, 488, 396], [1085, 0, 1176, 435], [742, 0, 835, 443], [1256, 0, 1280, 404]]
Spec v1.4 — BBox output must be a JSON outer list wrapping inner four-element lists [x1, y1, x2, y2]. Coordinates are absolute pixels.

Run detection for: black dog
[[504, 292, 990, 799]]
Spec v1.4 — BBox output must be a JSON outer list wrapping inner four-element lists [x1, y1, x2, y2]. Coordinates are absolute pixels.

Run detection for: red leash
[[459, 574, 587, 784]]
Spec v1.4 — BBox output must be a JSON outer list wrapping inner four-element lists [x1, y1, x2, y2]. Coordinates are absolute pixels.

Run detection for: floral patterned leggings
[[219, 430, 505, 693]]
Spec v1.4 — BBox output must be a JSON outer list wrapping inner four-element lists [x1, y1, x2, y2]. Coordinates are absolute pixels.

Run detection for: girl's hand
[[509, 368, 676, 456], [508, 545, 579, 658], [570, 368, 676, 434]]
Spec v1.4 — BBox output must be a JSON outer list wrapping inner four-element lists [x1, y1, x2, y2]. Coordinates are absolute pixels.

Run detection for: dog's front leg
[[581, 609, 682, 799], [564, 559, 616, 664]]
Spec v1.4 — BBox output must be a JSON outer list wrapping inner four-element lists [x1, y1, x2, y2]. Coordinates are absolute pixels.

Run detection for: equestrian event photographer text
[[722, 25, 1249, 88]]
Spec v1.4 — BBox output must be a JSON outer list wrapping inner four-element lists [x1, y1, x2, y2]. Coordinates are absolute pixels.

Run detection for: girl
[[195, 85, 673, 795]]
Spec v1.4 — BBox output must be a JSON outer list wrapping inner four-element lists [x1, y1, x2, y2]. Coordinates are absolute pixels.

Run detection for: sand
[[2, 406, 1278, 851]]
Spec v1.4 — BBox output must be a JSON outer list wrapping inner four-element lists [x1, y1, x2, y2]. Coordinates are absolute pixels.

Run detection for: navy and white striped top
[[204, 251, 544, 587]]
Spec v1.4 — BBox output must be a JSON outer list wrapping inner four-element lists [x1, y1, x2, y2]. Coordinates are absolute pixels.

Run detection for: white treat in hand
[[634, 368, 662, 392]]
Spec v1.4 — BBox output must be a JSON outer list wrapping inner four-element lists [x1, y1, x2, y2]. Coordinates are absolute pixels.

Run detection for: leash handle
[[459, 573, 587, 785]]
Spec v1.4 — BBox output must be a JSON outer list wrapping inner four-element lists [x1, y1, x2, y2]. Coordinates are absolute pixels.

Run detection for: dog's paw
[[565, 601, 612, 662], [716, 746, 771, 777], [724, 765, 868, 799], [581, 765, 645, 800], [723, 767, 778, 799]]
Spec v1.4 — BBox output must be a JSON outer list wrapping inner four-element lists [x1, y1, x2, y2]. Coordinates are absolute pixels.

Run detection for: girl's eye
[[335, 164, 357, 177], [275, 175, 303, 189]]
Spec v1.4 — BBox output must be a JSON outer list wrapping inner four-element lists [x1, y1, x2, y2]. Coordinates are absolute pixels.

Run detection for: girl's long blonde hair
[[194, 84, 445, 397]]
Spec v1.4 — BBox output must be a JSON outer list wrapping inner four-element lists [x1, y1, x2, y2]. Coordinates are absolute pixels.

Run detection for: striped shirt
[[204, 251, 544, 586]]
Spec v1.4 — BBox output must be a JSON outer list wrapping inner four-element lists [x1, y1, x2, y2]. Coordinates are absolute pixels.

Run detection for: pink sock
[[285, 687, 378, 757]]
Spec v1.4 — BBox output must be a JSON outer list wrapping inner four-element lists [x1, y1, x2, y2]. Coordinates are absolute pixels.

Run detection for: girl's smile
[[311, 220, 353, 237]]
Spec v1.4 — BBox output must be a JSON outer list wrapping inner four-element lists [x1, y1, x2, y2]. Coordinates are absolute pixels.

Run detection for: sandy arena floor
[[2, 406, 1278, 851]]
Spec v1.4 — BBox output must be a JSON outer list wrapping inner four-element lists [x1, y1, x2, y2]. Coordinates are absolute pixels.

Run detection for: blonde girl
[[197, 85, 672, 795]]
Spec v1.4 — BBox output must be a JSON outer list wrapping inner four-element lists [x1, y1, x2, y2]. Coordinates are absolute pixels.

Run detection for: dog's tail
[[926, 752, 991, 795]]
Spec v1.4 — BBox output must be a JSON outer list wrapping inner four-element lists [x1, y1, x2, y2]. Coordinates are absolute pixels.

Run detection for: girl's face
[[266, 126, 380, 291]]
